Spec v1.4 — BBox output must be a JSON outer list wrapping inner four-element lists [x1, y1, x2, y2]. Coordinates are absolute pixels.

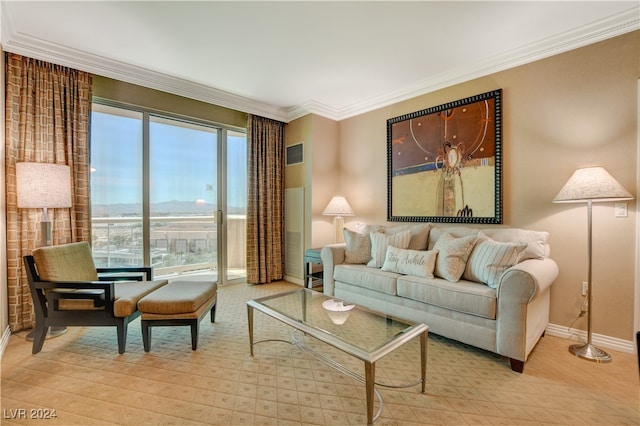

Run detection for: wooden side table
[[304, 248, 323, 289]]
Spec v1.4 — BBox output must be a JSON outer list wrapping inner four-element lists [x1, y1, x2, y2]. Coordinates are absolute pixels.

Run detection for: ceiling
[[2, 1, 638, 122]]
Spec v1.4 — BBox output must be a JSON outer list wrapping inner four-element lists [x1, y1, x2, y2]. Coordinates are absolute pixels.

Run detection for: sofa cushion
[[397, 275, 497, 319], [381, 246, 438, 279], [334, 264, 399, 296], [367, 230, 411, 268], [463, 232, 527, 288], [432, 232, 478, 282], [343, 228, 371, 264]]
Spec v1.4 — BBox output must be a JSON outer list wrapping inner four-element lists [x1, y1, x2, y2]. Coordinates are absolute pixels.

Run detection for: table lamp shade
[[553, 166, 633, 203], [16, 162, 72, 208], [322, 196, 354, 217]]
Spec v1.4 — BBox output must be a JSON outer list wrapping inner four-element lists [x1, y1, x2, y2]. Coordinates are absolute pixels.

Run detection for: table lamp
[[322, 196, 354, 243], [553, 166, 633, 362]]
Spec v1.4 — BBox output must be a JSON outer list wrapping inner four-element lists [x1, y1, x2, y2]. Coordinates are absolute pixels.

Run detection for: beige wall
[[93, 75, 247, 129], [295, 31, 639, 341], [285, 114, 340, 250]]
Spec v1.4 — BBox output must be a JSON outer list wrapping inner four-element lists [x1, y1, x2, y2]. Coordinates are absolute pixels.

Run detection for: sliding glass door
[[90, 103, 246, 284]]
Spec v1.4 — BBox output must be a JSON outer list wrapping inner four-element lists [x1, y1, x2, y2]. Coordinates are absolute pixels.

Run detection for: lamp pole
[[568, 199, 611, 362]]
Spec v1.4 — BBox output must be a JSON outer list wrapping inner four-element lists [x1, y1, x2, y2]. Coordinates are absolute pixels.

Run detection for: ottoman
[[137, 280, 217, 351]]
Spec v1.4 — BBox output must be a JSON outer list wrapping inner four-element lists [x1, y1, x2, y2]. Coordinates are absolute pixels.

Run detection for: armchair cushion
[[33, 242, 98, 281], [114, 280, 169, 317]]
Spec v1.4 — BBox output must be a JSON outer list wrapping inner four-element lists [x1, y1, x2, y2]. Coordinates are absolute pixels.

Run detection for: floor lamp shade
[[16, 162, 72, 246], [553, 166, 633, 203], [323, 196, 354, 243], [553, 166, 633, 363]]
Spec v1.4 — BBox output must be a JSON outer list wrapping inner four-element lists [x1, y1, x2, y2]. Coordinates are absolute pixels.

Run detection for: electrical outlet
[[581, 281, 588, 296]]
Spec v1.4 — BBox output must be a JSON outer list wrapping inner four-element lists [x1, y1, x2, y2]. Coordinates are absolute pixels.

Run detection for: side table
[[303, 248, 323, 289]]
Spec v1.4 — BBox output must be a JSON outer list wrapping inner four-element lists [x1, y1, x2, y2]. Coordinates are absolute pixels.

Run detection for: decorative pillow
[[343, 228, 371, 264], [381, 246, 438, 278], [482, 228, 550, 260], [432, 232, 478, 282], [387, 223, 432, 251], [463, 232, 527, 288], [367, 230, 411, 268]]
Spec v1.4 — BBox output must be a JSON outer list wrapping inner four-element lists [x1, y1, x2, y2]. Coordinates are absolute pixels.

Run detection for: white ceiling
[[2, 1, 638, 122]]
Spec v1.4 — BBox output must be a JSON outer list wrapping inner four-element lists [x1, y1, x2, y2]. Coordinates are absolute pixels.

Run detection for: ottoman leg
[[210, 303, 216, 323], [142, 321, 152, 352], [190, 320, 199, 350]]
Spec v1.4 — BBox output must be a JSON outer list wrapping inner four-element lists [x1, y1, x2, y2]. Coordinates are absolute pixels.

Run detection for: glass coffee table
[[247, 288, 428, 425]]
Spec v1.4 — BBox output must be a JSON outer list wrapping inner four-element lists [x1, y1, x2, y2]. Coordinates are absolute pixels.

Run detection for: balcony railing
[[91, 215, 246, 279]]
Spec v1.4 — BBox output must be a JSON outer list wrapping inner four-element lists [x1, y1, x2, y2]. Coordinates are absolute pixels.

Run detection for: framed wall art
[[387, 89, 502, 224]]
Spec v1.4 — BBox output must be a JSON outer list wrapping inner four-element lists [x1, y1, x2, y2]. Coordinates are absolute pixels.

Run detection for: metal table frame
[[247, 289, 428, 425]]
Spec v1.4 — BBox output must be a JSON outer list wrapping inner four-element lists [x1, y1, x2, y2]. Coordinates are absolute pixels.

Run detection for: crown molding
[[2, 6, 638, 124], [294, 6, 640, 121], [1, 17, 291, 122]]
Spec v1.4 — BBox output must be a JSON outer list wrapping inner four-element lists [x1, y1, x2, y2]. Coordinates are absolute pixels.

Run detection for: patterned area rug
[[2, 281, 638, 425]]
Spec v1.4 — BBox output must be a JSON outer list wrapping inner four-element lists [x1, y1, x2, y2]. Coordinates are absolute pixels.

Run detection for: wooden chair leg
[[210, 303, 216, 323], [31, 325, 48, 354], [116, 320, 128, 354]]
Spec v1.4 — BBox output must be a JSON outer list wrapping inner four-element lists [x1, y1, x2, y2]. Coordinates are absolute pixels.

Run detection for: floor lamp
[[322, 196, 354, 243], [16, 162, 72, 340], [553, 166, 633, 362]]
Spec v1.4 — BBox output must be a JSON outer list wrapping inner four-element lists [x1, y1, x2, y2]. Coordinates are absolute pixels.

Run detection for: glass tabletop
[[248, 288, 427, 362]]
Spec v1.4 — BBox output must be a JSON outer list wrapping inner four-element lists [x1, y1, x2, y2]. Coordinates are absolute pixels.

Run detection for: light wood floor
[[2, 281, 638, 425]]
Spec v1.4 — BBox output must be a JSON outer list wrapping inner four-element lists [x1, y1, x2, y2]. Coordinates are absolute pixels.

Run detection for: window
[[90, 102, 247, 283]]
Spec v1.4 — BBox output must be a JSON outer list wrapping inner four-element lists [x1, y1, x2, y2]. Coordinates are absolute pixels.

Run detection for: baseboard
[[283, 275, 304, 286], [546, 323, 636, 354], [0, 325, 11, 359]]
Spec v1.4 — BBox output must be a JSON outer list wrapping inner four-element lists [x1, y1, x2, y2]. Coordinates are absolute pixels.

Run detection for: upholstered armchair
[[23, 242, 168, 354]]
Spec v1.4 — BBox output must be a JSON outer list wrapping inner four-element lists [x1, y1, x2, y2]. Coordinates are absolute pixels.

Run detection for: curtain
[[5, 53, 92, 332], [246, 114, 285, 284]]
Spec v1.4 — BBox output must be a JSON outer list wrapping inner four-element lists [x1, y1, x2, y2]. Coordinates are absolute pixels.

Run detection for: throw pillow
[[367, 230, 411, 268], [343, 228, 371, 264], [386, 223, 432, 250], [463, 232, 527, 288], [381, 246, 438, 278], [432, 232, 478, 282]]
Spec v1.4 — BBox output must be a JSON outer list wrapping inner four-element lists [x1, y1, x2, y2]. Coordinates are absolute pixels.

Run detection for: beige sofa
[[321, 223, 559, 372]]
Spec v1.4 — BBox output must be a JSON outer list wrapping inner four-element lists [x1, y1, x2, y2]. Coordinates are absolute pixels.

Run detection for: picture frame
[[387, 89, 502, 224]]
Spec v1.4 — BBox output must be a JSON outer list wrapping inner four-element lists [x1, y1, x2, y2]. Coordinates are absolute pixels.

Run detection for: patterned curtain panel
[[5, 53, 92, 332], [246, 114, 285, 284]]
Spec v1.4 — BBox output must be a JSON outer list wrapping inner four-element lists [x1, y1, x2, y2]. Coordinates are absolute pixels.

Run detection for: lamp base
[[332, 216, 345, 243], [25, 326, 68, 342], [569, 342, 612, 363]]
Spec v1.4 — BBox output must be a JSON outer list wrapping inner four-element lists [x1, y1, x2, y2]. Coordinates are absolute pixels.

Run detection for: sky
[[90, 109, 247, 214]]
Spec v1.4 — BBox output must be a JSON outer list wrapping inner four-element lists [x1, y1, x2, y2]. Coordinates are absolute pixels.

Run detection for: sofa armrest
[[495, 257, 559, 363], [321, 243, 346, 296], [497, 258, 559, 302]]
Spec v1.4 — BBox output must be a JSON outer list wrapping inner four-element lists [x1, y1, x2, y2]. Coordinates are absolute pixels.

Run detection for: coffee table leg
[[420, 330, 427, 394], [364, 361, 375, 426], [247, 305, 254, 356]]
